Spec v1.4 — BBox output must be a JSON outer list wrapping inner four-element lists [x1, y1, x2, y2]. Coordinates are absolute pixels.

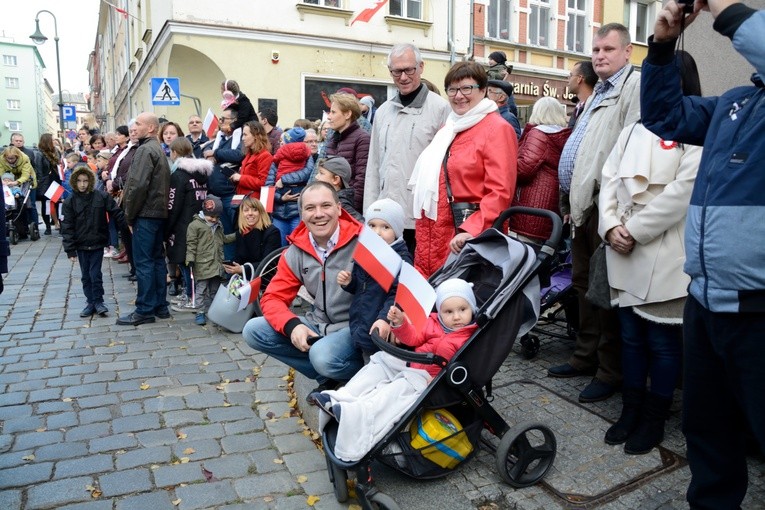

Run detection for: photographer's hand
[[654, 1, 701, 42]]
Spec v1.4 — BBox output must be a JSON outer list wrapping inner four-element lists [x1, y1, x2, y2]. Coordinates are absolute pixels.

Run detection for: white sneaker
[[103, 247, 112, 258], [171, 301, 200, 313], [171, 294, 189, 306]]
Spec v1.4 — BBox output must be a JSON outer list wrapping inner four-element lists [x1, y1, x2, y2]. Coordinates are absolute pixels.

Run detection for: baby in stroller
[[3, 173, 22, 200], [311, 278, 478, 463]]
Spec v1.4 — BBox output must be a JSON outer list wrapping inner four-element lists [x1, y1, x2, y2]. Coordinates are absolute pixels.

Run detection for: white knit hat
[[365, 198, 405, 240], [436, 278, 477, 313]]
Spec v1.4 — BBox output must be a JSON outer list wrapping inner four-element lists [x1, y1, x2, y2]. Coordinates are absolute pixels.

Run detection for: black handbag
[[442, 143, 479, 232], [585, 241, 614, 309]]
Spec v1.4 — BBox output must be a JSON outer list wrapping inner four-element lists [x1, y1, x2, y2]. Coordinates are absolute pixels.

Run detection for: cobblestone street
[[1, 234, 763, 509]]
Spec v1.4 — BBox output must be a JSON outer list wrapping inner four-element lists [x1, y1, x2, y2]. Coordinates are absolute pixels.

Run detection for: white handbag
[[207, 263, 256, 333]]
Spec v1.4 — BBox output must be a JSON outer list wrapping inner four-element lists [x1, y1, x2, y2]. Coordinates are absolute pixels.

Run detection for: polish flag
[[44, 181, 65, 202], [395, 262, 436, 333], [259, 186, 275, 213], [237, 277, 261, 312], [353, 226, 402, 292], [203, 108, 219, 139], [352, 0, 389, 25], [231, 194, 245, 207]]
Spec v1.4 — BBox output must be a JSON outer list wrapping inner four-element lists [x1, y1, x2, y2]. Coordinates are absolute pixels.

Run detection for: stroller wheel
[[359, 490, 400, 510], [325, 455, 349, 503], [10, 229, 18, 245], [30, 226, 40, 241], [496, 421, 556, 488], [520, 335, 540, 360]]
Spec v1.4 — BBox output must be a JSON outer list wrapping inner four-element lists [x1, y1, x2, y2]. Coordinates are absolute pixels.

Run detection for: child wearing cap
[[180, 194, 235, 325], [336, 198, 413, 357], [487, 50, 509, 80], [265, 126, 314, 245], [312, 278, 479, 462], [313, 156, 363, 222]]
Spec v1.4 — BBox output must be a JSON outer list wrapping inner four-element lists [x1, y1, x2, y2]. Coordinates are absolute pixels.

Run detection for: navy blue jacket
[[207, 135, 243, 198], [342, 238, 413, 353], [641, 4, 765, 313]]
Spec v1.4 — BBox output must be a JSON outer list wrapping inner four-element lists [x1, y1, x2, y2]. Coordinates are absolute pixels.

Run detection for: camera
[[682, 2, 694, 14]]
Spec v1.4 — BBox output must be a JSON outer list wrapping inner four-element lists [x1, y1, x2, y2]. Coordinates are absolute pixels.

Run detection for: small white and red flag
[[259, 186, 275, 213], [395, 262, 436, 333], [44, 181, 65, 203], [203, 108, 219, 139], [351, 0, 389, 25], [353, 226, 402, 292], [231, 194, 245, 207], [237, 276, 262, 312]]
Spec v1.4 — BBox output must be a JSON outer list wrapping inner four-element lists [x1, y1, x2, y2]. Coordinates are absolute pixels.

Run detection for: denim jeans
[[272, 216, 301, 247], [683, 296, 765, 510], [132, 217, 168, 316], [27, 188, 39, 225], [77, 249, 104, 306], [242, 316, 363, 382], [108, 216, 119, 248], [219, 194, 236, 261], [618, 307, 682, 398]]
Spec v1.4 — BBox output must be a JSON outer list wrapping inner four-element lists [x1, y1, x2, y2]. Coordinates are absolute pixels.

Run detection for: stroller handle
[[492, 206, 563, 253], [370, 329, 448, 367]]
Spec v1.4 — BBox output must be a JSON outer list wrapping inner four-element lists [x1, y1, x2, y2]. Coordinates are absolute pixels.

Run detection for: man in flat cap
[[487, 79, 521, 139]]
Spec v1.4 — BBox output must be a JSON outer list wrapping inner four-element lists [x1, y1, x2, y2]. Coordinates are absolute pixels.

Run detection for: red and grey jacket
[[260, 209, 363, 337]]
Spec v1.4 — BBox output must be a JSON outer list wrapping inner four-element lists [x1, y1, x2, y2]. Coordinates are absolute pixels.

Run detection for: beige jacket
[[598, 123, 701, 311], [570, 65, 641, 227]]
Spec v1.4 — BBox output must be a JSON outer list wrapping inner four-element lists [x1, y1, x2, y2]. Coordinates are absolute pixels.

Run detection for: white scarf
[[110, 142, 134, 180], [409, 98, 498, 221], [212, 127, 242, 152]]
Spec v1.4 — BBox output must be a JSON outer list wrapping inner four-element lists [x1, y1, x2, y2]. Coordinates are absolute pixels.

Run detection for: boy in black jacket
[[62, 165, 127, 318]]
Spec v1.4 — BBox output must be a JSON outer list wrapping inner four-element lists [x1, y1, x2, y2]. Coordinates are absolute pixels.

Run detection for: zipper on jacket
[[321, 263, 330, 323], [700, 181, 709, 309]]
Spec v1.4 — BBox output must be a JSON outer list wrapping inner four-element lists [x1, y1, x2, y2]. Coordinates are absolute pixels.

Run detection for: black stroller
[[6, 181, 39, 245], [320, 207, 563, 509]]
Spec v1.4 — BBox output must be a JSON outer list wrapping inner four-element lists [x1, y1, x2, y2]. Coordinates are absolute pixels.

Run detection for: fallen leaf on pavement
[[140, 383, 150, 390], [22, 454, 35, 461], [183, 448, 195, 455], [266, 411, 275, 419], [263, 496, 274, 502], [223, 402, 232, 407], [35, 428, 46, 432], [180, 457, 190, 463], [201, 466, 216, 482], [172, 498, 181, 506], [306, 495, 320, 506], [176, 431, 187, 439], [62, 398, 72, 402], [297, 475, 308, 483], [273, 458, 284, 464], [201, 361, 209, 366]]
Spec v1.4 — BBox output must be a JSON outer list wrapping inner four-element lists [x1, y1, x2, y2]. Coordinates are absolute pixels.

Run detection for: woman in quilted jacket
[[509, 97, 572, 242]]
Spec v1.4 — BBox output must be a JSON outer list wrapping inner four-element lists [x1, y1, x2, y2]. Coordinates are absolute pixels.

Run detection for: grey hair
[[387, 43, 422, 67], [528, 97, 568, 127]]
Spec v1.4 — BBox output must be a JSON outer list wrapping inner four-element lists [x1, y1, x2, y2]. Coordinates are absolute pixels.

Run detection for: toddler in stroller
[[312, 278, 479, 462], [3, 174, 37, 245], [319, 207, 563, 509]]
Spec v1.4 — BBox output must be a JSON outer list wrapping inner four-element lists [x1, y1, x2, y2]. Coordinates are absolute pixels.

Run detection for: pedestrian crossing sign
[[151, 77, 181, 106]]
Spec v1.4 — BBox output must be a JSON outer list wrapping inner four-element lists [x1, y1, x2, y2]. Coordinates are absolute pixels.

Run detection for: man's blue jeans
[[242, 316, 363, 382], [219, 194, 236, 261], [272, 216, 300, 247], [132, 217, 167, 316]]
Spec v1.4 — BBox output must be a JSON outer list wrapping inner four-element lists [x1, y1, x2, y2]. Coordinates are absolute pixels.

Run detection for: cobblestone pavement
[[1, 234, 763, 509]]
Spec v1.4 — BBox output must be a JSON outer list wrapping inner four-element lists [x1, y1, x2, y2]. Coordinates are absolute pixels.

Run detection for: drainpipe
[[448, 0, 455, 64], [467, 0, 475, 61]]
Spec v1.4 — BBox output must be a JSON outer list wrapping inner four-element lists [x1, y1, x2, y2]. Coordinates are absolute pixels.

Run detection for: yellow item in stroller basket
[[410, 409, 473, 469]]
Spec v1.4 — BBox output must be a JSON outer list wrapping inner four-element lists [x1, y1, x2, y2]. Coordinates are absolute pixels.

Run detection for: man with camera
[[642, 1, 764, 507]]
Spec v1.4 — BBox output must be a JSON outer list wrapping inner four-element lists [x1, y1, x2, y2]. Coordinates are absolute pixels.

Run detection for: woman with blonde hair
[[230, 121, 273, 197], [509, 96, 572, 242], [223, 196, 281, 278], [326, 92, 370, 211]]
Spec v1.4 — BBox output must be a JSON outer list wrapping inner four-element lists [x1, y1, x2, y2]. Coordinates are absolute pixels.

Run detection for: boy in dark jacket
[[336, 198, 412, 357], [62, 165, 127, 318], [313, 156, 363, 222]]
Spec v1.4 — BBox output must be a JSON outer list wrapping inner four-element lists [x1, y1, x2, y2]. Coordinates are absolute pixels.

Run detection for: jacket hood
[[174, 157, 214, 177], [273, 142, 310, 164], [70, 166, 95, 193]]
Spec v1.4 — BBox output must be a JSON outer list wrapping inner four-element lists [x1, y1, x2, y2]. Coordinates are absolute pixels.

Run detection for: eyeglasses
[[389, 67, 418, 78], [446, 84, 481, 97], [219, 116, 233, 123]]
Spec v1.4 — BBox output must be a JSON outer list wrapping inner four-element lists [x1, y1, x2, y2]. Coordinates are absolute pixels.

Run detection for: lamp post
[[30, 10, 65, 144]]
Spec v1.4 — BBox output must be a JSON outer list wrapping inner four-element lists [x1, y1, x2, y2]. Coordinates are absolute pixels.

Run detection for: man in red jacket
[[242, 182, 364, 395]]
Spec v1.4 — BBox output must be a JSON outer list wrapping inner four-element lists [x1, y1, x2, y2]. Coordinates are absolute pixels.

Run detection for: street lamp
[[30, 10, 65, 144]]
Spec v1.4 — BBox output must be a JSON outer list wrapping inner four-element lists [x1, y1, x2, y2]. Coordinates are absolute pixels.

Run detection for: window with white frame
[[390, 0, 422, 19], [5, 77, 19, 88], [529, 0, 551, 47], [567, 0, 587, 53], [6, 99, 20, 110], [302, 0, 341, 6], [488, 0, 512, 40], [624, 0, 656, 44], [8, 121, 21, 131], [3, 55, 18, 66]]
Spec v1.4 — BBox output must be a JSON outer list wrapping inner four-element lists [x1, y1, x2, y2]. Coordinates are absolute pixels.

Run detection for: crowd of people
[[1, 1, 762, 505]]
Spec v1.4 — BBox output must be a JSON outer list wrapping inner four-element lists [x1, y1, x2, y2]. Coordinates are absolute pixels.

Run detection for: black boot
[[167, 279, 179, 296], [624, 393, 672, 455], [42, 214, 51, 235], [605, 387, 644, 445]]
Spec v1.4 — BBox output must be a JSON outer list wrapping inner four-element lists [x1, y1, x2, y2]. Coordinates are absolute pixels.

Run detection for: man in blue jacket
[[642, 1, 765, 508]]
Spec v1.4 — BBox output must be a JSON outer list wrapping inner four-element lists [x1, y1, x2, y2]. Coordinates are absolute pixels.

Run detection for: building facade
[[0, 42, 48, 145]]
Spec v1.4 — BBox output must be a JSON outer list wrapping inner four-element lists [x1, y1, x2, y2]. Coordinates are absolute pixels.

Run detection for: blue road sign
[[151, 77, 181, 106], [62, 105, 77, 122]]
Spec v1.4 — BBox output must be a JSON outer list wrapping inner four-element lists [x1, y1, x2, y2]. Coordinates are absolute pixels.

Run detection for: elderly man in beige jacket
[[549, 23, 641, 404]]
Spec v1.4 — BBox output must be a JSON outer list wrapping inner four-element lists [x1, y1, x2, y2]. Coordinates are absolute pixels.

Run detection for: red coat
[[414, 112, 517, 277], [236, 150, 273, 196], [392, 313, 478, 377], [509, 124, 571, 241]]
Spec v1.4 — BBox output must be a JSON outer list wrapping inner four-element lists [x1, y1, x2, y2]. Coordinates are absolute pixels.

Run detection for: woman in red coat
[[410, 62, 517, 277], [231, 121, 273, 196], [509, 96, 571, 242]]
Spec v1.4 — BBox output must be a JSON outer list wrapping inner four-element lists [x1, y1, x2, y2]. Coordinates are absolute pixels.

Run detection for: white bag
[[207, 263, 256, 333]]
